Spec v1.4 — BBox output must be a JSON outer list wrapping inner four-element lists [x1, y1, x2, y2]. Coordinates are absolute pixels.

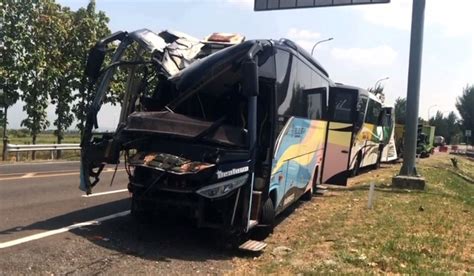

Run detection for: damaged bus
[[80, 29, 392, 239]]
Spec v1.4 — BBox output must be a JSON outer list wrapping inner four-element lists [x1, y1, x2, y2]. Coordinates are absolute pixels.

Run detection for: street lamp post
[[311, 37, 333, 55], [374, 77, 390, 88]]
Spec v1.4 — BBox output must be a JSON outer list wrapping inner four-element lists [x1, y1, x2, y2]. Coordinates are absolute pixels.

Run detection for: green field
[[1, 132, 81, 162]]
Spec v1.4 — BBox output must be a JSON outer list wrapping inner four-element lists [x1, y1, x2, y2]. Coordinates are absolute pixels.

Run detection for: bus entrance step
[[248, 220, 258, 230], [315, 188, 327, 196], [316, 185, 328, 190], [239, 239, 267, 252]]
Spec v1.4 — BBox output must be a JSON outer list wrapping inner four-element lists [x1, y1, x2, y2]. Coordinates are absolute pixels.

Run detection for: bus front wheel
[[252, 198, 275, 241]]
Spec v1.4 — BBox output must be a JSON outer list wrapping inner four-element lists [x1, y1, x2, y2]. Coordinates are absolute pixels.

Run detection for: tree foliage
[[368, 84, 384, 96], [0, 0, 33, 129], [394, 97, 406, 125], [456, 85, 474, 144], [19, 0, 59, 144], [428, 111, 462, 145], [1, 0, 112, 146], [70, 1, 111, 131]]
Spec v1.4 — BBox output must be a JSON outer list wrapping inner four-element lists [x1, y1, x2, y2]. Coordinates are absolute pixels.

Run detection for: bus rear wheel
[[375, 148, 383, 169], [302, 167, 318, 200], [351, 156, 361, 177]]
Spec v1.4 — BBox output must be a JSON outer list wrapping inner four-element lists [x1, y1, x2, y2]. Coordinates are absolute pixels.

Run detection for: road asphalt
[[0, 161, 234, 275]]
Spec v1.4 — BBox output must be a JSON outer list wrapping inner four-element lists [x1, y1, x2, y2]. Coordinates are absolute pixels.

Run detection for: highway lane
[[0, 160, 82, 175], [0, 161, 234, 274], [0, 162, 130, 243]]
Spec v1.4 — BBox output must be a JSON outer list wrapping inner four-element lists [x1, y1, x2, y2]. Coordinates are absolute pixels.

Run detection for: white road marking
[[21, 173, 36, 178], [0, 210, 131, 249], [81, 189, 129, 198], [0, 161, 80, 167], [0, 169, 78, 177], [0, 169, 125, 181]]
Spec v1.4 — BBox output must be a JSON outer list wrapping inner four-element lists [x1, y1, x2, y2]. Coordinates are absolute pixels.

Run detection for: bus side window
[[276, 50, 295, 119], [380, 108, 392, 128], [355, 95, 368, 131], [365, 99, 382, 125], [330, 91, 356, 124], [305, 88, 327, 120]]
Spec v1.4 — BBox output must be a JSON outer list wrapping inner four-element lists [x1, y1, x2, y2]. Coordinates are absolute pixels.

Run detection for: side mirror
[[85, 44, 107, 82], [241, 60, 259, 97]]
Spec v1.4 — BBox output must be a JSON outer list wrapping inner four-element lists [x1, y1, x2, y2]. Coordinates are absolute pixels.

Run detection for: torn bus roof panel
[[204, 33, 245, 44], [162, 38, 205, 75]]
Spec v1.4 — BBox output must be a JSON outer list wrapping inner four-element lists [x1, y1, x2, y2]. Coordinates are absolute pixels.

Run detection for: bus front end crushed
[[80, 29, 265, 236], [120, 112, 253, 231]]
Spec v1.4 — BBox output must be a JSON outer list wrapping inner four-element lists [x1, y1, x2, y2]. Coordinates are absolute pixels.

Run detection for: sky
[[7, 0, 474, 129]]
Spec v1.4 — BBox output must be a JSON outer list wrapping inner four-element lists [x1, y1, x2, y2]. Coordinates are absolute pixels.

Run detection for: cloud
[[226, 0, 253, 8], [355, 0, 411, 31], [287, 28, 321, 41], [357, 0, 474, 75], [286, 28, 322, 52], [357, 0, 474, 38], [331, 45, 398, 66]]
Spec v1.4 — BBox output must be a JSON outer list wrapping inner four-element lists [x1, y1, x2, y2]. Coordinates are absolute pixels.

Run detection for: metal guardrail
[[5, 143, 81, 160]]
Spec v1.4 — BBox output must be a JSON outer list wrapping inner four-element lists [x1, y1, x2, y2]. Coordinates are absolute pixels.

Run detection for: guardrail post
[[2, 137, 7, 161]]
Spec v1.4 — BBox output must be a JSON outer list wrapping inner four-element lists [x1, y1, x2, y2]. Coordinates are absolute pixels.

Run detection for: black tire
[[302, 167, 318, 200], [351, 155, 361, 177], [301, 185, 313, 201], [374, 148, 383, 169], [252, 198, 275, 241]]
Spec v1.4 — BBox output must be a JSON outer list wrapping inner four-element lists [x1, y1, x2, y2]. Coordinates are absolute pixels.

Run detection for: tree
[[0, 0, 34, 160], [70, 0, 111, 132], [47, 5, 76, 157], [368, 84, 384, 95], [428, 111, 461, 144], [394, 97, 406, 125], [19, 0, 55, 155], [368, 84, 385, 103], [456, 85, 474, 145]]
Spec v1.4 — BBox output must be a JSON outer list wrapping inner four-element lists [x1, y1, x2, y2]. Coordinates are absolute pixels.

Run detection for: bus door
[[321, 87, 358, 186]]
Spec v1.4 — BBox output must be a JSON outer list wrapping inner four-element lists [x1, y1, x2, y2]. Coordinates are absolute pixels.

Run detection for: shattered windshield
[[120, 42, 253, 147]]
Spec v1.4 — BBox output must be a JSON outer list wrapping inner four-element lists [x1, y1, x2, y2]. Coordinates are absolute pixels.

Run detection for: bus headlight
[[196, 174, 249, 199]]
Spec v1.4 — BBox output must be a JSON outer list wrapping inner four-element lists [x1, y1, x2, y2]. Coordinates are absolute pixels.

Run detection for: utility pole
[[392, 0, 426, 189]]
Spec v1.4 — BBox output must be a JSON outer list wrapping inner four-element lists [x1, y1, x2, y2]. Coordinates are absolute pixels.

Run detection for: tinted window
[[276, 50, 290, 85], [276, 53, 296, 117], [312, 70, 329, 109], [332, 91, 356, 123], [356, 95, 368, 130], [276, 50, 330, 120], [365, 99, 382, 125], [259, 52, 275, 79], [307, 91, 324, 120]]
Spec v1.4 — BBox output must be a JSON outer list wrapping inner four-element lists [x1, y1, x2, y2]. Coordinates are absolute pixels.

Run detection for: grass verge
[[233, 153, 473, 274]]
